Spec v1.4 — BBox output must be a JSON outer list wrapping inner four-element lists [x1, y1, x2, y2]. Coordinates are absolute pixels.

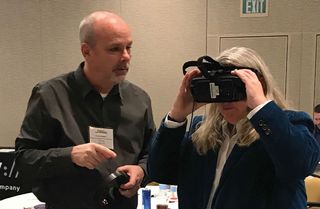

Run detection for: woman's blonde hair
[[192, 47, 288, 155]]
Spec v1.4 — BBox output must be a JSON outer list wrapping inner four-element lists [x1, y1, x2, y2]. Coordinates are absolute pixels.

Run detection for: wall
[[0, 0, 206, 146], [207, 0, 320, 111]]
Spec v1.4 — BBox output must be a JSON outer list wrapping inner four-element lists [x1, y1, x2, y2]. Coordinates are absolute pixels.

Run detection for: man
[[314, 104, 320, 144], [15, 11, 156, 209]]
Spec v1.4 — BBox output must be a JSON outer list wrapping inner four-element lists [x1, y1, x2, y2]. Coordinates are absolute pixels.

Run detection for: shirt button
[[265, 129, 271, 135], [258, 120, 264, 127]]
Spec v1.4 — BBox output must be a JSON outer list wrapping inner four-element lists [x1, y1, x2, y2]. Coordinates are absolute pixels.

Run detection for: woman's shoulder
[[285, 110, 314, 132]]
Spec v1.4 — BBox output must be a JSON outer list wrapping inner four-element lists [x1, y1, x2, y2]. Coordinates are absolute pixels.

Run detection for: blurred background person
[[314, 104, 320, 144]]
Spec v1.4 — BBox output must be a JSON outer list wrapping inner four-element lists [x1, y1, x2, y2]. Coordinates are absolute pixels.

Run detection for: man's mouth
[[114, 66, 129, 75], [115, 64, 129, 72]]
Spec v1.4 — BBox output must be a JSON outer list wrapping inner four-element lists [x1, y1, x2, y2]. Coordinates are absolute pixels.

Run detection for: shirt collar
[[74, 62, 122, 100]]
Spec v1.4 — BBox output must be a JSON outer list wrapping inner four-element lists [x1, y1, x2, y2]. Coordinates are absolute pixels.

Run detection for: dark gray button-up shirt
[[15, 63, 156, 209]]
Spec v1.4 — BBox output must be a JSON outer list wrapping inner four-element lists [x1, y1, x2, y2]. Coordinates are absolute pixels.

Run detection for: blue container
[[142, 189, 151, 209]]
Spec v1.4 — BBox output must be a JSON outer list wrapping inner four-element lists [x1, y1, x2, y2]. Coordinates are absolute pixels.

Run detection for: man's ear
[[81, 43, 91, 58]]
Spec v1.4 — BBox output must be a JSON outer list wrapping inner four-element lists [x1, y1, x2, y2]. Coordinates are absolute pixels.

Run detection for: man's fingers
[[71, 143, 117, 169], [119, 185, 140, 198], [119, 188, 132, 198], [93, 143, 117, 158]]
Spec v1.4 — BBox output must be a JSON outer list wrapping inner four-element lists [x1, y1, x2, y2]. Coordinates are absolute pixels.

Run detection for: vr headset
[[97, 159, 130, 206], [100, 170, 130, 206], [183, 56, 259, 103]]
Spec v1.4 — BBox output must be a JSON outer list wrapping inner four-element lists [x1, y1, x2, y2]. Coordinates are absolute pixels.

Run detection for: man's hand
[[71, 143, 116, 169], [116, 165, 144, 198]]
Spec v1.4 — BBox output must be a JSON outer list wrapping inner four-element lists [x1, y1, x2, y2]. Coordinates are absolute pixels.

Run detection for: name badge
[[89, 126, 114, 149]]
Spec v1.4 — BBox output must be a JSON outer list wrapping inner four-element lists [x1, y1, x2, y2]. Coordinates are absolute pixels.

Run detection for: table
[[137, 185, 178, 209], [0, 192, 43, 209], [0, 185, 179, 209]]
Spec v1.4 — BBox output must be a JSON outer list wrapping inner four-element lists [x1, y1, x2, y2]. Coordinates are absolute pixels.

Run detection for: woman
[[148, 47, 320, 209]]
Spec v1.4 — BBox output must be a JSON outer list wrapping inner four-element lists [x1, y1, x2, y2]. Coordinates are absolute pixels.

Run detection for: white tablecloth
[[0, 192, 43, 209], [137, 185, 178, 209], [0, 186, 178, 209]]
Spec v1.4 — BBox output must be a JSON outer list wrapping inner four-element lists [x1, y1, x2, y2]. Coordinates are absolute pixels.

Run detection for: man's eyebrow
[[109, 41, 133, 47]]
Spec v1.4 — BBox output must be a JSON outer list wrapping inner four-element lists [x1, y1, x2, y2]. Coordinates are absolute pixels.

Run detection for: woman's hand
[[232, 69, 267, 109], [169, 68, 207, 121]]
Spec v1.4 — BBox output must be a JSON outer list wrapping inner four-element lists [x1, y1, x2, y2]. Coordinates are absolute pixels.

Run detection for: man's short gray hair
[[79, 13, 97, 47]]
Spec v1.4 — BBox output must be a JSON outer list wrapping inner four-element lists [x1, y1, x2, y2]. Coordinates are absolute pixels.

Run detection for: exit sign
[[241, 0, 268, 17]]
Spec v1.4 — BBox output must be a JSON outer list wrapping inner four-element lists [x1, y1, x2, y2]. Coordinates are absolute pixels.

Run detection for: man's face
[[85, 19, 132, 85], [314, 112, 320, 127]]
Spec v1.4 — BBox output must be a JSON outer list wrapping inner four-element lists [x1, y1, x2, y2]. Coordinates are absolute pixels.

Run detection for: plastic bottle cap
[[159, 184, 170, 190], [170, 185, 177, 192]]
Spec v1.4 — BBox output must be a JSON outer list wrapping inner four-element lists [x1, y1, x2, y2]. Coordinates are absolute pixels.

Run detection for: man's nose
[[122, 49, 131, 61]]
